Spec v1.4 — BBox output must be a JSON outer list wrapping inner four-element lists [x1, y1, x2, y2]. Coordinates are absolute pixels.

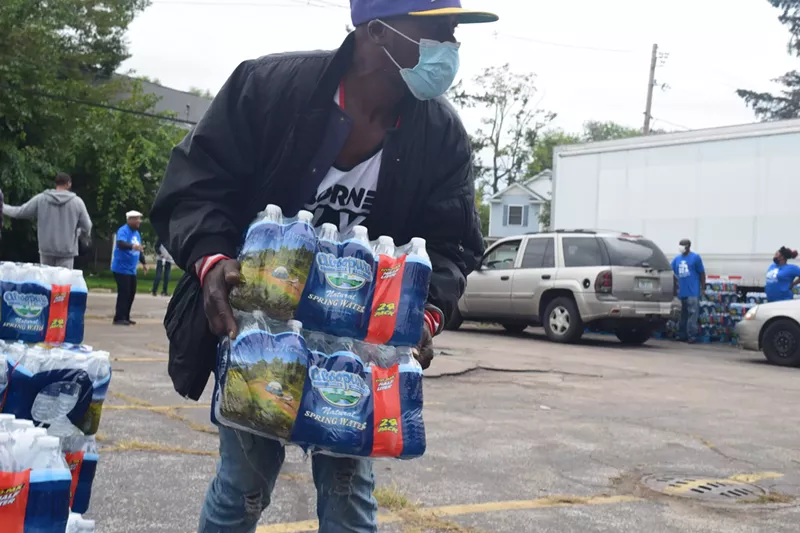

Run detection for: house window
[[507, 205, 524, 226]]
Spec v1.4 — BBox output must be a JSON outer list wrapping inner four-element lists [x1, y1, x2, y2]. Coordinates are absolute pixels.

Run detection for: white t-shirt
[[304, 87, 382, 235]]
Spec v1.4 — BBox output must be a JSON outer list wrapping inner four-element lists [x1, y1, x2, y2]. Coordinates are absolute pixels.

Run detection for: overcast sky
[[121, 0, 797, 134]]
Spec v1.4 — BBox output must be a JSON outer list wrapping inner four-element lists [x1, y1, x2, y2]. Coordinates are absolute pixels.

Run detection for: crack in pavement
[[426, 366, 604, 380]]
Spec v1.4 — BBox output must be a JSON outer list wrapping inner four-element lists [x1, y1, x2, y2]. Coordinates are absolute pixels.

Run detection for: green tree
[[528, 130, 581, 176], [188, 87, 215, 99], [737, 1, 800, 119], [449, 64, 555, 195], [581, 120, 643, 142], [0, 0, 188, 262]]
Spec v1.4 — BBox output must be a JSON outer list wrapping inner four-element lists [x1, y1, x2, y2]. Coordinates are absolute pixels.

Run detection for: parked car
[[448, 230, 679, 345], [735, 299, 800, 367]]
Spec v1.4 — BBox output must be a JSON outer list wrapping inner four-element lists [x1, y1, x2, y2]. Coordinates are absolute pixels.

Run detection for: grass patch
[[85, 268, 184, 293], [102, 439, 217, 457], [373, 485, 485, 533], [739, 492, 794, 504], [374, 484, 415, 512]]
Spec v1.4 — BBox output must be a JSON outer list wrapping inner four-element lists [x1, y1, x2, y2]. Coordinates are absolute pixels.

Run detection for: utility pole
[[643, 43, 658, 135]]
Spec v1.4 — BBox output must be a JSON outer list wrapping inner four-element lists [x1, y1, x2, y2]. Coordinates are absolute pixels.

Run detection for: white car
[[735, 299, 800, 367]]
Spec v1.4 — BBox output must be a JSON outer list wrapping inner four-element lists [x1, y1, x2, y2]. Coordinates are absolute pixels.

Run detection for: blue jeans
[[199, 426, 378, 533], [679, 297, 700, 340], [152, 260, 172, 295]]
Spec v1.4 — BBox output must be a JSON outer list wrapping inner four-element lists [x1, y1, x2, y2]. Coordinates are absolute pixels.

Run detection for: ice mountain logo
[[316, 253, 372, 291], [4, 291, 49, 318], [309, 367, 370, 408]]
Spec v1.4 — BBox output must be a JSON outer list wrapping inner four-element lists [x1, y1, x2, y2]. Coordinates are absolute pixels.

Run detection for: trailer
[[551, 118, 800, 289]]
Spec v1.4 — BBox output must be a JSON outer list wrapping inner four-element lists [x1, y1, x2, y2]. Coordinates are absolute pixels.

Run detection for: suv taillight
[[673, 274, 678, 297], [595, 270, 613, 294]]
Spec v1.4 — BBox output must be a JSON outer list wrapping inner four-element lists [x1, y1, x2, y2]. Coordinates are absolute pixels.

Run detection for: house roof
[[114, 75, 213, 125], [489, 171, 551, 202]]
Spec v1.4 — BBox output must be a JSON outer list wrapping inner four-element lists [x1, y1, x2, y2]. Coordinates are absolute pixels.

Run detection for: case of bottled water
[[212, 311, 426, 459], [1, 342, 112, 436], [0, 414, 101, 530], [0, 263, 88, 345], [230, 205, 432, 346], [0, 416, 73, 533]]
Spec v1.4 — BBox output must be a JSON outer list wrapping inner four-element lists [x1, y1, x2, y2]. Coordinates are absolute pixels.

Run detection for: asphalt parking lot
[[85, 293, 800, 533]]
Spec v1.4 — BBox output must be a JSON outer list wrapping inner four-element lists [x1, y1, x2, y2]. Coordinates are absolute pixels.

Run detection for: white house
[[487, 170, 552, 239]]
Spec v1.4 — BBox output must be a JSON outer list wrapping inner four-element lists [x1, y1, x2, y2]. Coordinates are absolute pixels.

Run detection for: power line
[[651, 116, 691, 131], [2, 85, 198, 125]]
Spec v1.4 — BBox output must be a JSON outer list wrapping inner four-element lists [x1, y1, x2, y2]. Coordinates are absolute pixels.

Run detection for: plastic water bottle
[[11, 427, 47, 470], [389, 238, 432, 346], [0, 413, 16, 432], [65, 270, 88, 345], [374, 235, 396, 257], [0, 432, 16, 472], [10, 419, 34, 432], [67, 514, 96, 533], [63, 435, 99, 514], [87, 352, 111, 386], [25, 435, 72, 533]]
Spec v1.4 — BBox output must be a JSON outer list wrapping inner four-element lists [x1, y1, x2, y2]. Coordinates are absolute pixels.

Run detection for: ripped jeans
[[199, 426, 378, 533]]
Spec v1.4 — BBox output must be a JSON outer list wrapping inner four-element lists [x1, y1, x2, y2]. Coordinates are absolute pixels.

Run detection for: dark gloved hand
[[412, 324, 434, 370], [203, 259, 242, 339]]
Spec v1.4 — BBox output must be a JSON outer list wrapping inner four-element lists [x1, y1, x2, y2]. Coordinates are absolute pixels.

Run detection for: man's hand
[[133, 243, 144, 252], [412, 324, 434, 370], [203, 259, 241, 339], [142, 264, 149, 275]]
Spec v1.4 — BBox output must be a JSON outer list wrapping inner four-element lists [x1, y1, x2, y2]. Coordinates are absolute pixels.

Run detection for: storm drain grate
[[642, 475, 766, 502]]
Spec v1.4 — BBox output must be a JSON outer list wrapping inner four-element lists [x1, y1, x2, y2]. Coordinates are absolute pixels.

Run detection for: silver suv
[[448, 230, 679, 345]]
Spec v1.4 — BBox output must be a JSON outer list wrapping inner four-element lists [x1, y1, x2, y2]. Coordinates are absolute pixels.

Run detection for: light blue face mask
[[378, 19, 461, 101]]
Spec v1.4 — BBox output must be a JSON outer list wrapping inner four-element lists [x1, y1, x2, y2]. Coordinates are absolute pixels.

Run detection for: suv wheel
[[502, 323, 528, 334], [615, 327, 652, 346], [445, 307, 463, 331], [762, 319, 800, 367], [543, 297, 583, 343]]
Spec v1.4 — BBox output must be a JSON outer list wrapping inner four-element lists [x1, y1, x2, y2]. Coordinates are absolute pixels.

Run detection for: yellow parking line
[[252, 494, 640, 533], [112, 357, 168, 363], [105, 404, 210, 411]]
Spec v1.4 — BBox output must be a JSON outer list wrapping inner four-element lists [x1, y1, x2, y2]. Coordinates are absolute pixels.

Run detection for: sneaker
[[152, 292, 157, 297], [128, 319, 137, 325], [113, 320, 131, 326], [687, 337, 697, 344]]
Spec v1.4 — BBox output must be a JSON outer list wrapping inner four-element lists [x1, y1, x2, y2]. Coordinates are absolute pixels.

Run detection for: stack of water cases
[[0, 263, 107, 530], [664, 280, 748, 344], [0, 413, 98, 533], [215, 206, 431, 459], [0, 263, 88, 345]]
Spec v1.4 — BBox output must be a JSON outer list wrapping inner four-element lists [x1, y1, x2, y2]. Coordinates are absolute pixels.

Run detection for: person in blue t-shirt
[[765, 246, 800, 303], [111, 211, 148, 325], [671, 238, 706, 343]]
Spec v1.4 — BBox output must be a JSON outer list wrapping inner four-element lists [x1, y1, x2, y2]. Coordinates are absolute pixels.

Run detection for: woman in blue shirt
[[764, 246, 800, 302]]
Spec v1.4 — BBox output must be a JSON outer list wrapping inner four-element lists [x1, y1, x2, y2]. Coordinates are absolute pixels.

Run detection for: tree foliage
[[0, 0, 186, 263], [188, 87, 215, 99], [737, 0, 800, 120], [449, 64, 556, 195]]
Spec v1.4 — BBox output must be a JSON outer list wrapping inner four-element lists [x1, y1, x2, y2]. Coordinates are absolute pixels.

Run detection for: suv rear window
[[601, 237, 671, 270], [562, 237, 606, 267]]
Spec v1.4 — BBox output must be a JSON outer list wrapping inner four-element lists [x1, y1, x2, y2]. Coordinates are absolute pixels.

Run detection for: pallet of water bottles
[[213, 205, 431, 459], [662, 279, 742, 343], [0, 262, 88, 345], [0, 342, 110, 531]]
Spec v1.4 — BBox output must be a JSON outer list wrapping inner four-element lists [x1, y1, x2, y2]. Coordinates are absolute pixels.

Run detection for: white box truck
[[551, 118, 800, 289]]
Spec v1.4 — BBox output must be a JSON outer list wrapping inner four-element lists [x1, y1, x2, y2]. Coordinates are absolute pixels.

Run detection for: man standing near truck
[[672, 239, 706, 343]]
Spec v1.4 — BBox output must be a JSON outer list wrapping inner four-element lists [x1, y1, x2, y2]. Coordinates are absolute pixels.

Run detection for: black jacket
[[151, 34, 483, 399]]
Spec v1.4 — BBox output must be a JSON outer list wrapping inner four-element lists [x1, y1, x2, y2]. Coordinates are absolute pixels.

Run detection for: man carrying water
[[151, 1, 496, 531]]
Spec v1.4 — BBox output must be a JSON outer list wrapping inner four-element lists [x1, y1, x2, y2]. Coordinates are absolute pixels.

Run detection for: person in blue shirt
[[671, 239, 706, 343], [111, 211, 148, 325], [765, 246, 800, 303]]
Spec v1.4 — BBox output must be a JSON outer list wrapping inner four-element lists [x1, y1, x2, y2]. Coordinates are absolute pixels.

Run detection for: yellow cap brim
[[408, 7, 499, 24]]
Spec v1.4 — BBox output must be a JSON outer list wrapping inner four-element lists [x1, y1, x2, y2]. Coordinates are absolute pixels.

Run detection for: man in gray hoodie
[[4, 172, 92, 268]]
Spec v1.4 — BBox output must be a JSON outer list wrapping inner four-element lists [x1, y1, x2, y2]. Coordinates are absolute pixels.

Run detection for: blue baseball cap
[[350, 0, 499, 27]]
